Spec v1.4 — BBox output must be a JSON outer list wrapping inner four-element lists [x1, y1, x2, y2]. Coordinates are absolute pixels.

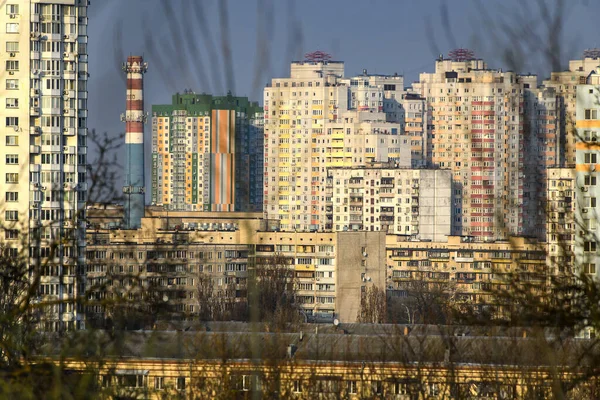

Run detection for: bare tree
[[357, 285, 386, 324]]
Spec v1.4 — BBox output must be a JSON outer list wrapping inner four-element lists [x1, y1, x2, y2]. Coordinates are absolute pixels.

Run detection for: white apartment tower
[[0, 1, 89, 331]]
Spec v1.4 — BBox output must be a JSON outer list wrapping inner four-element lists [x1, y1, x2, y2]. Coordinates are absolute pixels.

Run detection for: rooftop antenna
[[304, 50, 332, 63], [448, 48, 475, 62]]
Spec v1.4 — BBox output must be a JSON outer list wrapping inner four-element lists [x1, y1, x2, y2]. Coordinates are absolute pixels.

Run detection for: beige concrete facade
[[86, 208, 387, 323], [386, 235, 547, 311], [264, 61, 414, 232], [0, 0, 89, 331], [328, 167, 451, 240]]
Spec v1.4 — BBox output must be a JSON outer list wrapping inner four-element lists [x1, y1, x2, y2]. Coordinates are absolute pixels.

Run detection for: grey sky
[[85, 0, 599, 184]]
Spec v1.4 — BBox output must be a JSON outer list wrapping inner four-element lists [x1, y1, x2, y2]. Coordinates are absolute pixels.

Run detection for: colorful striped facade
[[151, 93, 263, 212]]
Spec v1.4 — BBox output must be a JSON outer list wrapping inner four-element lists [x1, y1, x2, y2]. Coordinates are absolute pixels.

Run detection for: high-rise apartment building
[[328, 167, 451, 240], [0, 1, 89, 330], [574, 73, 600, 278], [151, 92, 263, 212], [264, 55, 413, 232], [543, 51, 600, 167], [341, 70, 404, 123], [412, 51, 526, 239]]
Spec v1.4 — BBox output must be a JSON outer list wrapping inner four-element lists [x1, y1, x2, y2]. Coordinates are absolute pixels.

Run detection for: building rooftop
[[43, 323, 595, 368]]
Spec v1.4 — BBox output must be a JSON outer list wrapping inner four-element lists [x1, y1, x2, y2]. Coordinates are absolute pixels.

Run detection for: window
[[583, 263, 597, 274], [176, 377, 186, 390], [6, 117, 18, 127], [6, 23, 18, 33], [5, 192, 18, 202], [117, 374, 146, 388], [585, 109, 598, 120], [6, 79, 18, 89], [347, 380, 358, 394], [6, 136, 18, 146], [6, 4, 18, 15], [293, 380, 302, 393], [5, 211, 18, 221], [154, 377, 164, 390], [584, 153, 598, 164], [6, 98, 18, 108], [587, 197, 597, 208], [6, 41, 18, 52], [584, 241, 597, 252], [371, 380, 383, 395], [4, 230, 18, 240], [5, 60, 18, 71], [585, 175, 597, 186], [5, 173, 18, 183], [5, 154, 18, 164]]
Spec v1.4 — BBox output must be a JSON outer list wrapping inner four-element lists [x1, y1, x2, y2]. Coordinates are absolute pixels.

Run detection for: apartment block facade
[[151, 92, 263, 212], [85, 209, 386, 324], [543, 54, 600, 167], [574, 74, 600, 277], [0, 0, 89, 331], [412, 56, 526, 239], [264, 60, 415, 232], [545, 168, 576, 276], [387, 235, 547, 312], [328, 167, 451, 240]]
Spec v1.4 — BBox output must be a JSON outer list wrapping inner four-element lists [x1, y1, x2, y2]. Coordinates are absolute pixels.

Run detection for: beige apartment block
[[412, 55, 527, 239], [0, 0, 89, 331], [386, 235, 547, 314], [328, 167, 451, 240], [86, 208, 387, 323]]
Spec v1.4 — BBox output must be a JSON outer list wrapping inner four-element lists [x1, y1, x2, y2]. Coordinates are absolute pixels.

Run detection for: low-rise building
[[85, 208, 386, 323], [386, 235, 547, 315]]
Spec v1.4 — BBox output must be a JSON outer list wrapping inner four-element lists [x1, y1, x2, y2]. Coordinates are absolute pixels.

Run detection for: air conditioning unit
[[8, 71, 14, 75], [32, 70, 39, 75], [583, 209, 589, 213], [63, 90, 69, 95], [9, 14, 16, 19], [593, 137, 598, 142], [581, 187, 588, 192], [34, 89, 39, 95], [40, 15, 45, 21], [10, 52, 15, 57]]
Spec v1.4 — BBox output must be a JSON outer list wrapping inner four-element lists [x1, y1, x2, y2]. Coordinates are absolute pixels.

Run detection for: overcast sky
[[85, 0, 599, 184]]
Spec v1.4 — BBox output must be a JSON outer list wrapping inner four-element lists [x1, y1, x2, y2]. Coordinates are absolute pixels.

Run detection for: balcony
[[30, 126, 41, 136], [30, 107, 40, 116], [30, 145, 41, 154]]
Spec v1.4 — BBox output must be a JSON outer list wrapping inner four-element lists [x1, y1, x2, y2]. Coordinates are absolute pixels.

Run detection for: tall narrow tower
[[121, 56, 148, 229]]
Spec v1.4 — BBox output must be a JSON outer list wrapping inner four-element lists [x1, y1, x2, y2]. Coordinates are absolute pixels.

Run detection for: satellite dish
[[333, 318, 340, 327]]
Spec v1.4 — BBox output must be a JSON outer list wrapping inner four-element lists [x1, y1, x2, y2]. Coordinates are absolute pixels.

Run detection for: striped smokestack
[[121, 56, 148, 229]]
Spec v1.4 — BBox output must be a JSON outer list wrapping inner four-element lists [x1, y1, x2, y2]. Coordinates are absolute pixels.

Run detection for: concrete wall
[[335, 231, 387, 323]]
